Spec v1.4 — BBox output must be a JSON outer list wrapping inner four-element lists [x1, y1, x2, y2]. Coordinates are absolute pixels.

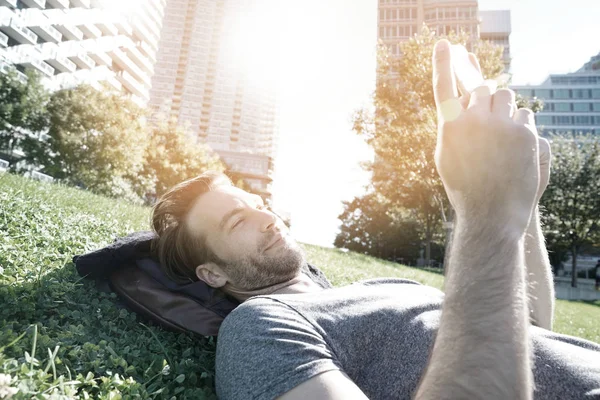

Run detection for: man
[[151, 40, 600, 399]]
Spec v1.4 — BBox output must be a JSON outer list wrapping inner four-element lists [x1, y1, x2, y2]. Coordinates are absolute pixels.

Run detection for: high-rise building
[[479, 10, 510, 71], [0, 0, 165, 106], [149, 0, 278, 201], [377, 0, 511, 71], [512, 51, 600, 136]]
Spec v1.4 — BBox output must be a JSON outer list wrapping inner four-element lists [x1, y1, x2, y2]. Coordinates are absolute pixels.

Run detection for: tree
[[140, 117, 225, 199], [22, 85, 148, 202], [334, 191, 421, 263], [0, 70, 49, 161], [540, 133, 600, 287], [351, 26, 505, 264]]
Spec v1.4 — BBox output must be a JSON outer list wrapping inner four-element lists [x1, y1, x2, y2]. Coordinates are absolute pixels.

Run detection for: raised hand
[[432, 40, 541, 234]]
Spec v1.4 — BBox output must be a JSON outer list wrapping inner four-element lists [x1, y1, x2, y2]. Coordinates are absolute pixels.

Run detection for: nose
[[258, 209, 277, 233]]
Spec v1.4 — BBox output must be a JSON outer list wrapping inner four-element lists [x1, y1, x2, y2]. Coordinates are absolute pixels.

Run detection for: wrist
[[454, 208, 530, 240]]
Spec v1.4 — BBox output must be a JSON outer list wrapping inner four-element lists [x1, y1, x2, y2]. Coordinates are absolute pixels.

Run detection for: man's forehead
[[185, 186, 259, 237]]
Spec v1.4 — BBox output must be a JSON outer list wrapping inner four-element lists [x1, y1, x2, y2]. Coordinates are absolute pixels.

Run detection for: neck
[[225, 273, 324, 302]]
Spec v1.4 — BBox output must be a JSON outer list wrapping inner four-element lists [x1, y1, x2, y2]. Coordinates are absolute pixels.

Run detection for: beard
[[221, 233, 305, 290]]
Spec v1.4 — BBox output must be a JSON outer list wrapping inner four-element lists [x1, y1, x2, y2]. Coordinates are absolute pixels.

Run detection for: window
[[553, 89, 570, 99], [573, 89, 591, 99], [533, 89, 551, 98], [556, 116, 572, 125], [592, 89, 600, 99], [554, 102, 571, 112], [593, 102, 600, 112], [536, 115, 553, 125], [543, 103, 553, 111], [573, 103, 591, 112], [379, 27, 385, 37], [574, 116, 591, 125], [517, 89, 533, 97]]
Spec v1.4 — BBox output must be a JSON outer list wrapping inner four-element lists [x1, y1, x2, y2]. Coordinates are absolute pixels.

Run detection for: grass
[[0, 172, 598, 398]]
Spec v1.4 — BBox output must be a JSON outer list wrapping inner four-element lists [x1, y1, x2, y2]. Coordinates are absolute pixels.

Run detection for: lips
[[264, 234, 283, 252]]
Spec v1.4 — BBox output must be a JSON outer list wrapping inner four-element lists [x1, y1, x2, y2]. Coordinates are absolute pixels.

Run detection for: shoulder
[[219, 296, 297, 334], [216, 297, 339, 400]]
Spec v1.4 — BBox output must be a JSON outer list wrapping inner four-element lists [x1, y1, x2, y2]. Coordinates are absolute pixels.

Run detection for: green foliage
[[140, 118, 225, 198], [540, 134, 600, 287], [348, 26, 506, 262], [0, 173, 216, 399], [334, 192, 421, 263], [0, 70, 50, 158], [22, 85, 149, 203], [1, 174, 597, 398]]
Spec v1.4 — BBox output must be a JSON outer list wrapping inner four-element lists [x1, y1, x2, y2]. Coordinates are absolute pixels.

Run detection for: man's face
[[185, 185, 304, 290]]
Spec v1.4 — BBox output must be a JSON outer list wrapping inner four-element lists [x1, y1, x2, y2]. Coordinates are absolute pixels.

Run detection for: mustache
[[260, 230, 280, 252]]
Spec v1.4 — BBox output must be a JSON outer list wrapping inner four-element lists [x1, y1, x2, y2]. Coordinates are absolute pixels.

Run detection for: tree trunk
[[425, 216, 431, 266], [571, 245, 578, 288]]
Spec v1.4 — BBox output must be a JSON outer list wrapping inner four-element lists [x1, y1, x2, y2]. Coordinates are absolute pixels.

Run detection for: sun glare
[[220, 0, 284, 93]]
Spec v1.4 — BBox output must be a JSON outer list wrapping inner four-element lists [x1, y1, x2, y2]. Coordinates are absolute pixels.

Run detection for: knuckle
[[516, 107, 534, 118]]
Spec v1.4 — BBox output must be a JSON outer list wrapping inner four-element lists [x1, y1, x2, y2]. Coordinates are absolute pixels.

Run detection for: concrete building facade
[[377, 0, 511, 71], [0, 0, 165, 106], [512, 51, 600, 135], [149, 0, 278, 200]]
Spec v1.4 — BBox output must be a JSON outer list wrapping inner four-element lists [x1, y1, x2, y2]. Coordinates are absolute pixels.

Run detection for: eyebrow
[[219, 206, 245, 231]]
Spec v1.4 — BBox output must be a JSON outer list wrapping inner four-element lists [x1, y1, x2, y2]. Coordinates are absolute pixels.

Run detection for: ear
[[195, 263, 228, 288]]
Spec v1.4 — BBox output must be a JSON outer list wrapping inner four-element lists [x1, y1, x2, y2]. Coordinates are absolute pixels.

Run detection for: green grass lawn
[[1, 173, 599, 398]]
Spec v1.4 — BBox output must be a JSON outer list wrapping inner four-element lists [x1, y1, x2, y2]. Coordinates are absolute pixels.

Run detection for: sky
[[263, 0, 600, 247]]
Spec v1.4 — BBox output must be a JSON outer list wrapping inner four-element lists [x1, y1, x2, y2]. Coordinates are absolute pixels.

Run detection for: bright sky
[[257, 0, 600, 247]]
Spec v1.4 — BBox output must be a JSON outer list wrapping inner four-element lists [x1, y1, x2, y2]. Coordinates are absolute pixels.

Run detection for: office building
[[149, 0, 278, 201], [377, 0, 511, 71], [479, 9, 510, 70], [512, 51, 600, 135], [0, 0, 165, 106]]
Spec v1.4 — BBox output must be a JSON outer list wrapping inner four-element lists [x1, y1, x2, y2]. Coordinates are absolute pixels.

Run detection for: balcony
[[125, 45, 153, 74], [46, 0, 68, 8], [97, 22, 118, 36], [55, 24, 83, 40], [137, 40, 156, 63], [144, 4, 162, 27], [0, 0, 17, 7], [107, 47, 150, 86], [78, 23, 101, 38], [22, 58, 54, 77], [105, 75, 122, 91], [70, 0, 90, 8], [0, 18, 38, 45], [0, 31, 7, 47], [20, 0, 46, 8], [114, 19, 132, 36], [45, 53, 76, 73], [116, 70, 147, 98], [69, 51, 95, 69], [131, 19, 155, 49], [88, 51, 111, 66], [29, 24, 62, 43]]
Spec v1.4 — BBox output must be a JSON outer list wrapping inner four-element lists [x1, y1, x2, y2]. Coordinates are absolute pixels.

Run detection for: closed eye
[[231, 218, 244, 230]]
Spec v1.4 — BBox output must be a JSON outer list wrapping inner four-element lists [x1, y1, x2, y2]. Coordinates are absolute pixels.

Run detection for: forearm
[[415, 220, 533, 400], [524, 207, 555, 330]]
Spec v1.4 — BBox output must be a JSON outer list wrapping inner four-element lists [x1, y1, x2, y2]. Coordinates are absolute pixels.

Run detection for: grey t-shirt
[[216, 278, 600, 399]]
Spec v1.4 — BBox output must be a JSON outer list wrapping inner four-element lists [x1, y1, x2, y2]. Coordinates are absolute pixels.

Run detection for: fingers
[[432, 40, 460, 121], [491, 89, 516, 118], [514, 108, 536, 128], [468, 80, 497, 111], [468, 52, 481, 74]]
